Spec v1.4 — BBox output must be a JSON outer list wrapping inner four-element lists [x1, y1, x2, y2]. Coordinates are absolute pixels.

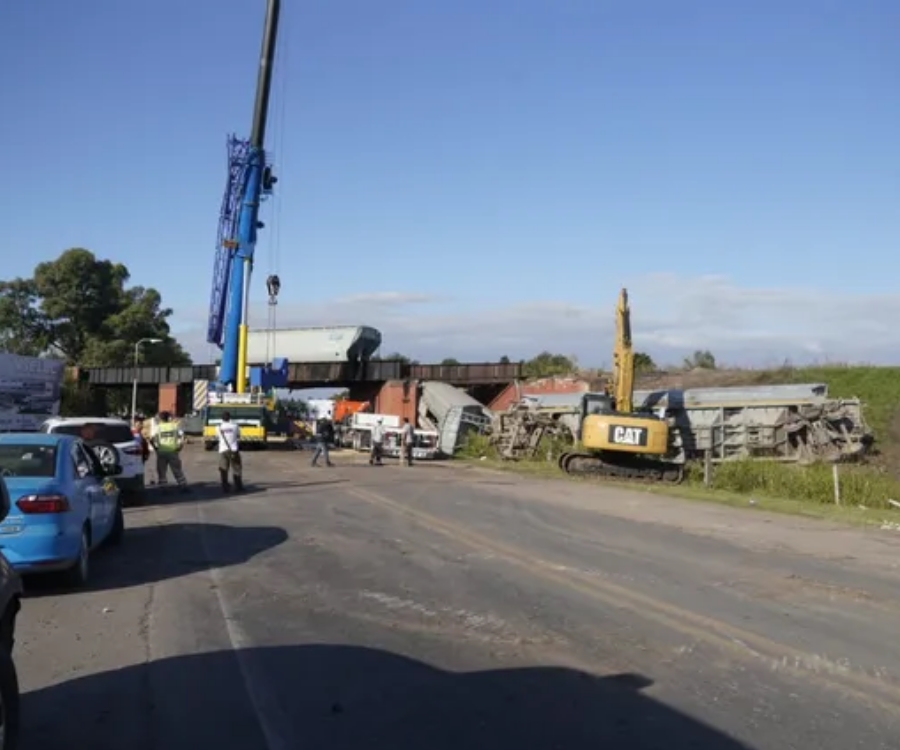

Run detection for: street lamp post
[[131, 338, 163, 425]]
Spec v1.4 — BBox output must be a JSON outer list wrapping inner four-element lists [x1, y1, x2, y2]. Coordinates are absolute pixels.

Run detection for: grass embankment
[[464, 365, 900, 523]]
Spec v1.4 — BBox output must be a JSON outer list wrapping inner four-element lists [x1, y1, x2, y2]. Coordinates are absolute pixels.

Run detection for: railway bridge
[[74, 359, 523, 420]]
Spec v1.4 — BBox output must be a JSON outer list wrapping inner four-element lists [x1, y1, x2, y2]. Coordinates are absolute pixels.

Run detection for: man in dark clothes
[[400, 416, 415, 466], [311, 418, 335, 467]]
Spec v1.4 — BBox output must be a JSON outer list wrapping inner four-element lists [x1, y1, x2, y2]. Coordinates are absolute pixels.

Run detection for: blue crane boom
[[206, 0, 283, 394]]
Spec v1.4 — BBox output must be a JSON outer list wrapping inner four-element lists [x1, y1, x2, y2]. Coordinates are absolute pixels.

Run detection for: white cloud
[[170, 275, 900, 367], [331, 291, 439, 307]]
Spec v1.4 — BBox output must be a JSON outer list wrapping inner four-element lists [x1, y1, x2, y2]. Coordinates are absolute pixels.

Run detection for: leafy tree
[[633, 351, 656, 374], [0, 248, 190, 367], [522, 351, 577, 379], [499, 355, 511, 364], [683, 349, 717, 370], [59, 375, 106, 417], [440, 357, 461, 366], [277, 397, 310, 420]]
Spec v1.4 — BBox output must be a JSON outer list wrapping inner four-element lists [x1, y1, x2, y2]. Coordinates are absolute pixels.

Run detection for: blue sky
[[1, 0, 898, 367]]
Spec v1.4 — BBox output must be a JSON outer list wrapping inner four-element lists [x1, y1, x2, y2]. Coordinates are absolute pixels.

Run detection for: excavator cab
[[582, 392, 614, 416], [575, 392, 614, 441]]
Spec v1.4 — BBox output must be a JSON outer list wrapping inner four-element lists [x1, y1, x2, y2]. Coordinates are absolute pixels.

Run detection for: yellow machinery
[[202, 390, 272, 450], [558, 288, 685, 483]]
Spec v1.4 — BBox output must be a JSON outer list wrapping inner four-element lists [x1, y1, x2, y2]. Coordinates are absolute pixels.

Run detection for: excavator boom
[[612, 288, 634, 414]]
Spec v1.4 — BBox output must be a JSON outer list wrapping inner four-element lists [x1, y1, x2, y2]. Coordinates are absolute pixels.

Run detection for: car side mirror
[[0, 477, 10, 523]]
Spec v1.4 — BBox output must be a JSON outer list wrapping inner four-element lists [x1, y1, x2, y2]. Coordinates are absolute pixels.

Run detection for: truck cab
[[203, 393, 271, 450]]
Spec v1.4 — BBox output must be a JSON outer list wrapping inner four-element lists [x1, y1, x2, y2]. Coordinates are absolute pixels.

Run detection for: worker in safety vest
[[149, 411, 191, 493]]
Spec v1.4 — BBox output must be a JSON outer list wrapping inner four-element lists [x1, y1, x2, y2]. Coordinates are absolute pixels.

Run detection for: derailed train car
[[246, 326, 382, 365], [491, 383, 873, 464]]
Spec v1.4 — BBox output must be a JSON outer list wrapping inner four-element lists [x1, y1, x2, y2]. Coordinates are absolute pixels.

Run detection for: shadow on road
[[137, 478, 349, 507], [20, 644, 752, 750], [23, 521, 288, 596]]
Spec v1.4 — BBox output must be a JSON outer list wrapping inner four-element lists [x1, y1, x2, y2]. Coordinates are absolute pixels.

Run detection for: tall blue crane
[[206, 0, 286, 394]]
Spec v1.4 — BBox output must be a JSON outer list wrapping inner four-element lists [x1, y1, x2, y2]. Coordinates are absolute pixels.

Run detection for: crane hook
[[266, 274, 281, 303]]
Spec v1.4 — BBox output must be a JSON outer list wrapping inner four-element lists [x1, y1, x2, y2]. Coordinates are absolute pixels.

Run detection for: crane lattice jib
[[206, 136, 252, 346]]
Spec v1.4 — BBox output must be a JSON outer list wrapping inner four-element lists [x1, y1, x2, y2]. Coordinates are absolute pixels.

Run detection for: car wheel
[[108, 502, 124, 546], [63, 528, 90, 588], [0, 648, 20, 750], [85, 440, 119, 474]]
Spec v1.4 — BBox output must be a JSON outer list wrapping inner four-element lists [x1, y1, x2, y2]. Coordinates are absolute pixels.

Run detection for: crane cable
[[265, 4, 290, 363]]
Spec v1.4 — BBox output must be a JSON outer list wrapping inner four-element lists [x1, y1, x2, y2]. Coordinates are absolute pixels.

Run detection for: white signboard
[[0, 354, 66, 432]]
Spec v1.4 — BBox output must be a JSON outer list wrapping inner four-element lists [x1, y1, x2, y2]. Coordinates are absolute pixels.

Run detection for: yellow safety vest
[[156, 422, 181, 453]]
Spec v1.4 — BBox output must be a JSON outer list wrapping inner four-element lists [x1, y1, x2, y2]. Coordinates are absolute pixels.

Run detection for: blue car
[[0, 433, 125, 588]]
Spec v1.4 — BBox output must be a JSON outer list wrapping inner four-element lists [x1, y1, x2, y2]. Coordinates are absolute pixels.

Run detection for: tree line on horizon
[[379, 349, 718, 378]]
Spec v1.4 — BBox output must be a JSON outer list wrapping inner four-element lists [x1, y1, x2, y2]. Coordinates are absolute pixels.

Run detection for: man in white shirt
[[216, 411, 243, 492], [369, 418, 385, 466]]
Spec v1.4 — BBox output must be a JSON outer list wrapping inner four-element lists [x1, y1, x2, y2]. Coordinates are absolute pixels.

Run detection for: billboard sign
[[0, 354, 66, 432]]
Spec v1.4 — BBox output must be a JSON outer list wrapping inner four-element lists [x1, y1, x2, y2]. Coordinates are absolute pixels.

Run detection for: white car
[[38, 417, 145, 504]]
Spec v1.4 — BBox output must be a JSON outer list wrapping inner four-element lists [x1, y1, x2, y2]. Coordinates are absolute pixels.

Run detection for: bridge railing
[[83, 360, 523, 386]]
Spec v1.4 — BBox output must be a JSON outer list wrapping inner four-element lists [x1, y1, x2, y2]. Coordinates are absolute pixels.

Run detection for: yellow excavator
[[558, 288, 685, 483]]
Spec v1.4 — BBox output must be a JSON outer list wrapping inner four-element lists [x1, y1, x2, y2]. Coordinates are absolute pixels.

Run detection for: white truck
[[339, 412, 439, 460]]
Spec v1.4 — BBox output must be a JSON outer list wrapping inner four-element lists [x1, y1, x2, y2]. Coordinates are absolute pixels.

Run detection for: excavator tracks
[[558, 451, 684, 484]]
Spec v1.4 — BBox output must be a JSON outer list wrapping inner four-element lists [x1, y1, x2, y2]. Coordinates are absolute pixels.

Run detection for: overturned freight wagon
[[491, 383, 872, 464], [639, 383, 872, 463], [245, 326, 382, 365], [418, 381, 491, 456]]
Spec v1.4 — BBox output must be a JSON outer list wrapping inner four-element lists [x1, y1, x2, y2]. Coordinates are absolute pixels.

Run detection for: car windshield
[[50, 422, 134, 444], [0, 444, 57, 478]]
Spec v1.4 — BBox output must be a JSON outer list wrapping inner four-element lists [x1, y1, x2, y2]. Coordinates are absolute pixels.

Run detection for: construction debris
[[489, 400, 575, 460], [488, 383, 874, 465]]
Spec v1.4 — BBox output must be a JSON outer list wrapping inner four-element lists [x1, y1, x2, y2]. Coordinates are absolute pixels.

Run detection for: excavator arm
[[612, 288, 635, 414]]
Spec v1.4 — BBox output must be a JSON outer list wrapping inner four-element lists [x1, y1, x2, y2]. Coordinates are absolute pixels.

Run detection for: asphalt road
[[14, 447, 900, 749]]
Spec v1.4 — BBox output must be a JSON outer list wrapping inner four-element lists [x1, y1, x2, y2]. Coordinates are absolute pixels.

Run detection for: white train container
[[246, 326, 383, 364]]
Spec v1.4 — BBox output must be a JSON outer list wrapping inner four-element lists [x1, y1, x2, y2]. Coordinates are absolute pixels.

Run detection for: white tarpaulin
[[0, 354, 66, 432]]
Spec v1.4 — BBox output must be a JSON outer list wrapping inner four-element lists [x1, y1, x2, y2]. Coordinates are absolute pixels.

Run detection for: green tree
[[59, 375, 106, 417], [440, 357, 461, 366], [522, 351, 577, 379], [278, 397, 310, 420], [499, 355, 511, 364], [633, 351, 657, 374], [0, 248, 190, 367], [683, 349, 717, 370]]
